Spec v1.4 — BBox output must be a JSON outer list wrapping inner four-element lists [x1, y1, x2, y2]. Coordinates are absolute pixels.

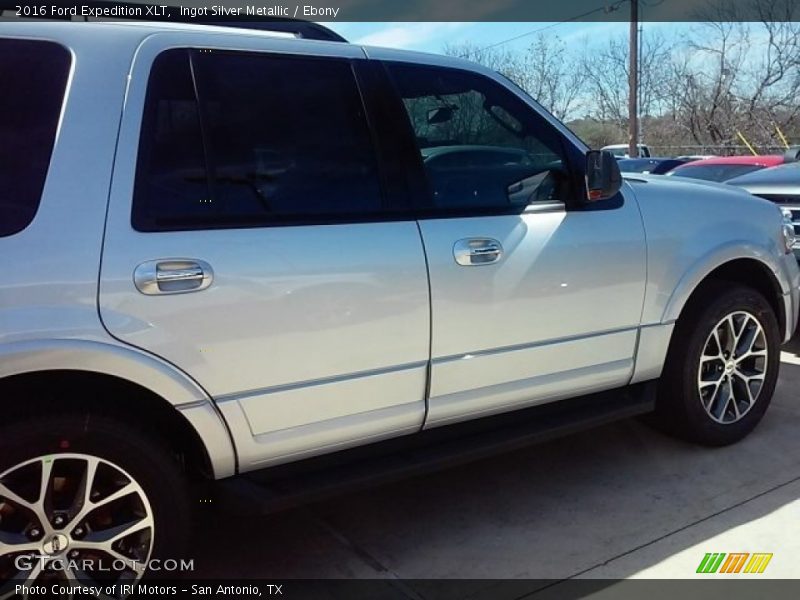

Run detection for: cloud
[[558, 21, 628, 43], [354, 22, 468, 50]]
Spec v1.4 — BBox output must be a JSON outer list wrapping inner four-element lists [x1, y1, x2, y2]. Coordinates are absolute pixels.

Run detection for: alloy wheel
[[0, 453, 153, 597], [697, 311, 768, 424]]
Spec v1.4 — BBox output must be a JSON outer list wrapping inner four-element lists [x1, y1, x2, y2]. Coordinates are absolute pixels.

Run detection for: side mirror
[[585, 150, 622, 202]]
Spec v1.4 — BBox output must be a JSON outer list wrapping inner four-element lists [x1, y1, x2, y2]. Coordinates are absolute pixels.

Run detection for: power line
[[473, 0, 630, 53]]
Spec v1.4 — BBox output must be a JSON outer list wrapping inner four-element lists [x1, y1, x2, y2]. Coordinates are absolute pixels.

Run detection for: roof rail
[[0, 2, 347, 42]]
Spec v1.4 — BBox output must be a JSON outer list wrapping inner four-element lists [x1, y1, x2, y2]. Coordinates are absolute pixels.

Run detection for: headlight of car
[[781, 208, 797, 254]]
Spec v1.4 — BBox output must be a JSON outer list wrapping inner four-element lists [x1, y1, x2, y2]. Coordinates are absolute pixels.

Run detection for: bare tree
[[444, 0, 800, 153], [671, 0, 800, 148], [444, 35, 587, 121], [578, 31, 677, 130], [505, 35, 587, 120]]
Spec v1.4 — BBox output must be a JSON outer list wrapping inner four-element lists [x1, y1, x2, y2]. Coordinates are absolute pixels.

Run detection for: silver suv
[[1, 21, 799, 587]]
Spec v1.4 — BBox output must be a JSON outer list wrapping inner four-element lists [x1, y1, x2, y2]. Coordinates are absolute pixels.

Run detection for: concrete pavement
[[194, 337, 800, 589]]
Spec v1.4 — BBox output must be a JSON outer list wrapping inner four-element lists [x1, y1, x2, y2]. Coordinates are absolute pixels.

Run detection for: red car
[[666, 155, 786, 182]]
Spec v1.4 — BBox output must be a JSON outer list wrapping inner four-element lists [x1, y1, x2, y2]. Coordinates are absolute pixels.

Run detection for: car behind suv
[[1, 21, 799, 587], [666, 154, 788, 182], [726, 162, 800, 262], [601, 143, 652, 158]]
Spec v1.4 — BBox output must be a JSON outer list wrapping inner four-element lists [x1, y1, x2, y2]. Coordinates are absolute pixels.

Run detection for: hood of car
[[727, 162, 800, 190], [622, 172, 770, 204], [623, 172, 745, 193]]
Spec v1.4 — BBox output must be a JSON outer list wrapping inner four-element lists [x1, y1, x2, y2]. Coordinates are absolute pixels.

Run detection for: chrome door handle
[[156, 267, 204, 284], [134, 259, 214, 295], [453, 238, 504, 266]]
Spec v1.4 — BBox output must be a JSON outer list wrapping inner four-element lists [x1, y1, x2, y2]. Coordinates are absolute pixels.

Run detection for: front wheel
[[652, 281, 781, 446], [0, 414, 191, 592]]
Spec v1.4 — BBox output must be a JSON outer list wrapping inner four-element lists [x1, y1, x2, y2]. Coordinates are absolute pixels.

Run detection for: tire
[[0, 413, 191, 587], [651, 280, 781, 446]]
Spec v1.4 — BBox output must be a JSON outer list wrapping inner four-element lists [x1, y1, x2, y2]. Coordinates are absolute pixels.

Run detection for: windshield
[[618, 159, 659, 172]]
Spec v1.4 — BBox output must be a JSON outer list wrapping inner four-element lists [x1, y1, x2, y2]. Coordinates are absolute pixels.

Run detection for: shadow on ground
[[192, 341, 800, 598]]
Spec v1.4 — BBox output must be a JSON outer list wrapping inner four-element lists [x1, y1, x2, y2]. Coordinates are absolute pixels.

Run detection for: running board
[[214, 382, 656, 514]]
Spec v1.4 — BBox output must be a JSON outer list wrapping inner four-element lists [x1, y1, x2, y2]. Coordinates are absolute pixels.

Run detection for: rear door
[[100, 36, 430, 470], [377, 57, 647, 427]]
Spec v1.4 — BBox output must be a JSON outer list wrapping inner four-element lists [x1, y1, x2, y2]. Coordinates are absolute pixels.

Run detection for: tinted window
[[0, 40, 71, 237], [133, 50, 210, 230], [133, 50, 382, 231], [617, 159, 660, 173], [385, 63, 569, 212], [617, 158, 686, 175]]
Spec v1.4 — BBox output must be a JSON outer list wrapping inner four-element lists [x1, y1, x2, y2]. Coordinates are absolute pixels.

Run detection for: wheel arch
[[667, 256, 786, 336], [633, 255, 787, 385], [0, 339, 236, 479]]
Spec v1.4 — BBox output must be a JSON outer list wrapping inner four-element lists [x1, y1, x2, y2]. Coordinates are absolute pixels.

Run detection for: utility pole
[[628, 0, 639, 158], [637, 24, 643, 143]]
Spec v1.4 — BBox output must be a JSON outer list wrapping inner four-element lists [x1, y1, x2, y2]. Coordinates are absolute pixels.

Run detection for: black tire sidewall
[[670, 284, 780, 445], [0, 414, 191, 575]]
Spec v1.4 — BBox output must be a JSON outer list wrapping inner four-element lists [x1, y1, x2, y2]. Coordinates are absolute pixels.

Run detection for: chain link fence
[[648, 145, 794, 157]]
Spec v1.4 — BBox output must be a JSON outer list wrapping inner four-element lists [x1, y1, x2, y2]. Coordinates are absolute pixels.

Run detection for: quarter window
[[385, 63, 571, 213]]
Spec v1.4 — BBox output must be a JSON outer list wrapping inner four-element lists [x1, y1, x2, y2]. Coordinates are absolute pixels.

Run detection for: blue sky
[[325, 21, 692, 55]]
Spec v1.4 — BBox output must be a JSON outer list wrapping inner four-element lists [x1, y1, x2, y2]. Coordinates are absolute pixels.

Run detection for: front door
[[380, 59, 647, 427]]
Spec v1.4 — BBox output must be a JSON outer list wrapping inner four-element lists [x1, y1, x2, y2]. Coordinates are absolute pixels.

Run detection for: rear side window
[[133, 49, 382, 231], [132, 50, 210, 230], [0, 39, 70, 237]]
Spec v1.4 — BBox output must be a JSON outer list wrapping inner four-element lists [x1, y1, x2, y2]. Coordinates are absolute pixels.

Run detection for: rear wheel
[[651, 281, 780, 445], [0, 414, 191, 593]]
